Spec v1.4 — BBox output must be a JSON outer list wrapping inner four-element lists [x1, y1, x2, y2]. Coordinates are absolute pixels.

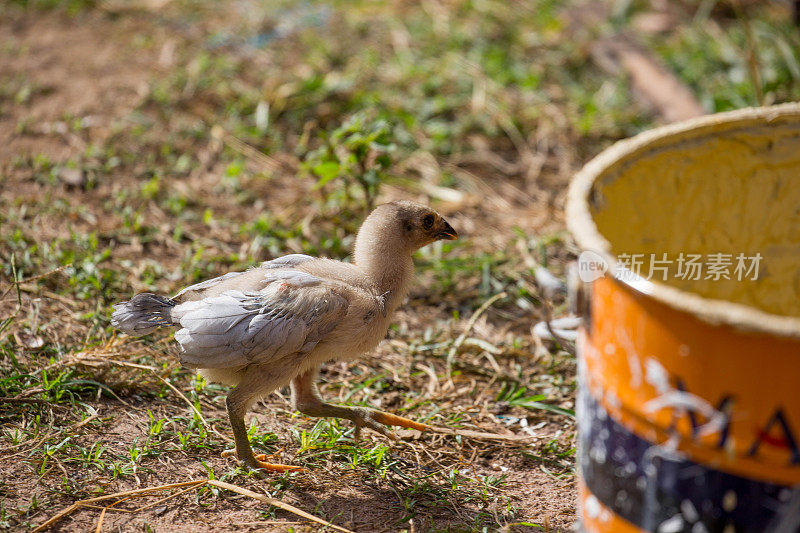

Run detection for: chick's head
[[361, 201, 457, 254]]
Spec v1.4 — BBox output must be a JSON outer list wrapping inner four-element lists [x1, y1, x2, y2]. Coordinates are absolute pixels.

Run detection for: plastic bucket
[[566, 103, 800, 532]]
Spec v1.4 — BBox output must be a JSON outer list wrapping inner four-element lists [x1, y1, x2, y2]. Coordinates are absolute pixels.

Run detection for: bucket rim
[[566, 102, 800, 339]]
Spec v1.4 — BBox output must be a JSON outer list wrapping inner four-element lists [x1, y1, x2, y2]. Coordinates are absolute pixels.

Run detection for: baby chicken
[[112, 201, 457, 472]]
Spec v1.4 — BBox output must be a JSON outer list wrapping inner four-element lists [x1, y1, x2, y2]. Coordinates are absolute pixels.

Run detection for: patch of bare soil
[[0, 8, 163, 162]]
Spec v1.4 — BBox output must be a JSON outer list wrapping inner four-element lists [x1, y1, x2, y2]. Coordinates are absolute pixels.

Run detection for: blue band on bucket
[[579, 389, 800, 532]]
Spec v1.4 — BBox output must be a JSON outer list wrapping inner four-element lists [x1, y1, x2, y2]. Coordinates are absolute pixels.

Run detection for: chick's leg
[[222, 373, 303, 473], [291, 368, 430, 440]]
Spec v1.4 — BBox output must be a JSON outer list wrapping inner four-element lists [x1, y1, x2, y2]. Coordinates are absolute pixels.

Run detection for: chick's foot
[[349, 408, 431, 440], [221, 448, 304, 473]]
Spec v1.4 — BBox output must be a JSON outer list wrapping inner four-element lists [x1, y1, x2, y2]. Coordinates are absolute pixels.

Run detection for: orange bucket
[[566, 103, 800, 532]]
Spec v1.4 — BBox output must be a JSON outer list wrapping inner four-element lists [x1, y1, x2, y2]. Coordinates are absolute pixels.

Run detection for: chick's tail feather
[[112, 293, 178, 336]]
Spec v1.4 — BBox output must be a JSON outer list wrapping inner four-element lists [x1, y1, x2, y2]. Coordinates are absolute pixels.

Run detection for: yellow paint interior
[[591, 122, 800, 318]]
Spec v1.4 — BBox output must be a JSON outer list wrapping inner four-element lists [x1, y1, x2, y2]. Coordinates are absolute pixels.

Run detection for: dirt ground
[[0, 3, 583, 532]]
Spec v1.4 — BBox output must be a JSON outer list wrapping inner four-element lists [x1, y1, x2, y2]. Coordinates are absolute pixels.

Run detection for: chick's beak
[[435, 219, 458, 241]]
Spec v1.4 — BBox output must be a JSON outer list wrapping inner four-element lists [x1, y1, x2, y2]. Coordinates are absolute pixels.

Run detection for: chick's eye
[[422, 214, 435, 230]]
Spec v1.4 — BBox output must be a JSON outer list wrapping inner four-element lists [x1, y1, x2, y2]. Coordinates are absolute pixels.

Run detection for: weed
[[304, 112, 396, 212]]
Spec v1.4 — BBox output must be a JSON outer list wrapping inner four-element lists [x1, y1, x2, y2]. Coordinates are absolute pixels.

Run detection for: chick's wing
[[172, 269, 348, 368]]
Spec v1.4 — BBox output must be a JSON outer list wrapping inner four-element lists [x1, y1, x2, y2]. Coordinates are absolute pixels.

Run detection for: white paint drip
[[680, 499, 699, 523], [657, 514, 684, 533], [627, 351, 643, 388], [584, 494, 601, 519], [643, 391, 727, 439], [645, 357, 671, 394]]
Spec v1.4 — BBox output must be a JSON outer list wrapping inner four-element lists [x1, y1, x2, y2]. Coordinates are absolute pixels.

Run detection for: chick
[[112, 201, 457, 472]]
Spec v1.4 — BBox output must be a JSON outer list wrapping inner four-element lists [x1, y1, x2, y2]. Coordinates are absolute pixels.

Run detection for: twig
[[211, 126, 283, 174], [32, 480, 207, 532], [94, 506, 107, 533], [446, 292, 507, 383], [72, 356, 159, 372], [150, 371, 208, 430], [0, 264, 70, 302], [131, 484, 201, 513], [206, 480, 355, 533], [1, 397, 53, 405], [18, 285, 80, 306], [428, 426, 535, 442], [78, 504, 134, 514], [33, 479, 346, 533]]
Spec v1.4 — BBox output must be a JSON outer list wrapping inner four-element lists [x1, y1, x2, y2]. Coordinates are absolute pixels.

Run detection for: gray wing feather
[[172, 272, 348, 369], [260, 270, 320, 287], [173, 272, 244, 300], [259, 254, 314, 269], [172, 254, 313, 301]]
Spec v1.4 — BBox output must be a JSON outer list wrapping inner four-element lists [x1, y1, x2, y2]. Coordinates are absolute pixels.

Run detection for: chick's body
[[187, 258, 400, 387], [112, 201, 457, 472]]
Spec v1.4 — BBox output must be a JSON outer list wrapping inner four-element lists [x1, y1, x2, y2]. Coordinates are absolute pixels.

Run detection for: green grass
[[647, 3, 800, 111]]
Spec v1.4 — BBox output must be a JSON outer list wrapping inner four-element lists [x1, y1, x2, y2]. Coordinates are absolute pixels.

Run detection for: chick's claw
[[351, 408, 430, 441], [251, 460, 305, 473], [221, 449, 304, 474], [352, 412, 395, 442], [369, 410, 431, 432]]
